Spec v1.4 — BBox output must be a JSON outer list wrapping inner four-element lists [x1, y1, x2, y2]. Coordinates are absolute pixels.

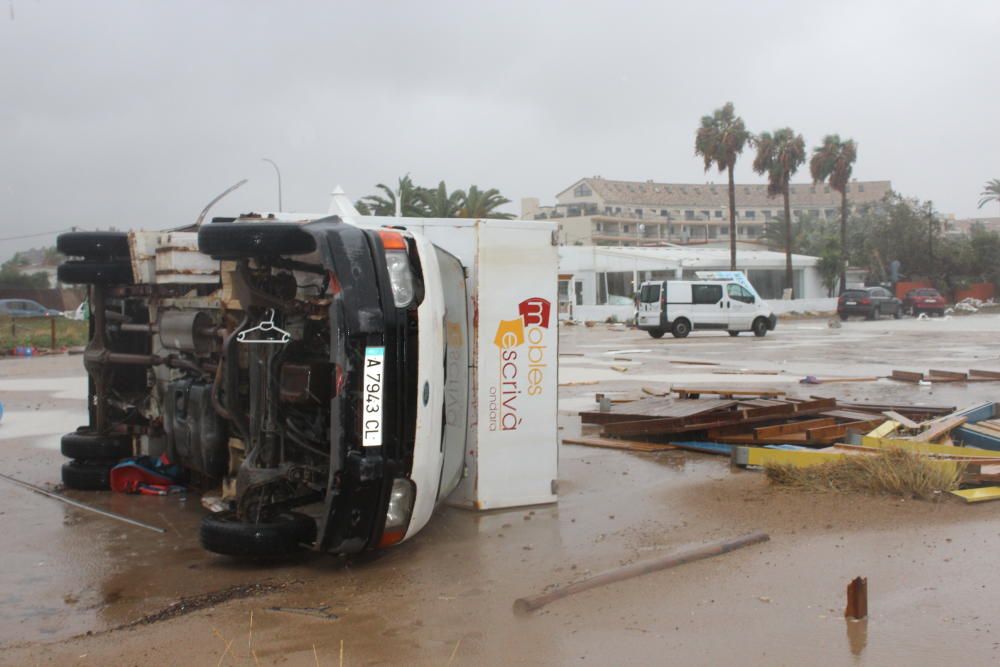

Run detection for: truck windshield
[[435, 246, 470, 500]]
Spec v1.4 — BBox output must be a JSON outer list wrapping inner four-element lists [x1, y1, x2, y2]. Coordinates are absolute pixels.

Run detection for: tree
[[694, 102, 750, 270], [417, 181, 464, 218], [0, 258, 50, 288], [978, 178, 1000, 214], [456, 186, 514, 219], [752, 128, 806, 295], [809, 135, 857, 295], [357, 175, 429, 217]]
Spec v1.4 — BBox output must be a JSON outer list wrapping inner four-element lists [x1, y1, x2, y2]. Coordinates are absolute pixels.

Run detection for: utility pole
[[262, 158, 283, 211], [926, 202, 935, 271]]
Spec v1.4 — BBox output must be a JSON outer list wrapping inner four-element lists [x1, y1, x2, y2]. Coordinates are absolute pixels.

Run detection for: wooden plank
[[731, 446, 849, 468], [866, 420, 900, 439], [950, 487, 1000, 503], [673, 386, 785, 399], [882, 411, 919, 430], [605, 398, 837, 438], [969, 369, 1000, 380], [861, 435, 1000, 458], [928, 369, 968, 381], [890, 370, 924, 383], [807, 419, 885, 441], [753, 418, 836, 439], [561, 437, 677, 453], [913, 416, 968, 442]]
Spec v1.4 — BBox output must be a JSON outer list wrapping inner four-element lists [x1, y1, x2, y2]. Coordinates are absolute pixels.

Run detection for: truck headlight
[[379, 230, 415, 308], [378, 478, 415, 548]]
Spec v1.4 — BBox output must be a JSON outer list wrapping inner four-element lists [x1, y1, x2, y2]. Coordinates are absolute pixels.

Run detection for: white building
[[559, 245, 827, 321]]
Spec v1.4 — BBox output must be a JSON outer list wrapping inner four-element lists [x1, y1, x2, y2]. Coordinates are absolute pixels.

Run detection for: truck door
[[726, 283, 757, 330], [637, 282, 662, 328], [690, 283, 727, 329]]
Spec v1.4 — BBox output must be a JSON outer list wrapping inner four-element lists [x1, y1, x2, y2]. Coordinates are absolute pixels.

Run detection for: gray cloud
[[2, 0, 999, 258]]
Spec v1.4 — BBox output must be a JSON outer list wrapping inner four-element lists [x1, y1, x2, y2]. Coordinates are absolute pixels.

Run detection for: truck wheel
[[728, 331, 739, 337], [61, 430, 132, 460], [57, 260, 133, 285], [200, 511, 317, 557], [198, 222, 316, 260], [57, 231, 130, 259], [752, 318, 769, 337], [61, 460, 113, 491], [671, 319, 690, 338], [647, 329, 664, 339]]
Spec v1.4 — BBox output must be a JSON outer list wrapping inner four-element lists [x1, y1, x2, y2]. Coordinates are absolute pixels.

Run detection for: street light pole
[[262, 158, 283, 211]]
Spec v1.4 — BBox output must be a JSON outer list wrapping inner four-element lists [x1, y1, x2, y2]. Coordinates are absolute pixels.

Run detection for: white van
[[636, 273, 776, 339]]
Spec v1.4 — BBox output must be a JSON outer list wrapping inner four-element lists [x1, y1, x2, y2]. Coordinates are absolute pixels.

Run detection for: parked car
[[0, 299, 63, 318], [837, 287, 902, 320], [636, 275, 777, 338], [902, 288, 947, 317]]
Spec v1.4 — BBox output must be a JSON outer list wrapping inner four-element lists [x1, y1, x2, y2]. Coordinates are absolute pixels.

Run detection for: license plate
[[362, 346, 385, 447], [846, 301, 857, 305]]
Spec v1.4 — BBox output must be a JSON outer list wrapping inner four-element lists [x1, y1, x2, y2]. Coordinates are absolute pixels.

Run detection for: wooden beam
[[913, 416, 968, 442], [882, 411, 919, 430], [890, 370, 924, 383], [806, 419, 885, 441], [753, 418, 836, 439], [969, 369, 1000, 380], [606, 399, 837, 438], [561, 437, 676, 453], [928, 369, 968, 381]]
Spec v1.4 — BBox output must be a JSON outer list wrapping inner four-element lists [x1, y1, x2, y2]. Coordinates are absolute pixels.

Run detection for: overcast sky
[[2, 1, 999, 259]]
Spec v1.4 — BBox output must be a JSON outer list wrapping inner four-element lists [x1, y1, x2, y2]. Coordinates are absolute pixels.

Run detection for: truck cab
[[636, 274, 776, 339]]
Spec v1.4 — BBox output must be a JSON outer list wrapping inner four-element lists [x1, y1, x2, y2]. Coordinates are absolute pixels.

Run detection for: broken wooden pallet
[[561, 437, 676, 453]]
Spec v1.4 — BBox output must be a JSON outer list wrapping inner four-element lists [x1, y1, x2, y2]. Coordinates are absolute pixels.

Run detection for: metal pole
[[0, 471, 166, 533], [262, 158, 283, 211]]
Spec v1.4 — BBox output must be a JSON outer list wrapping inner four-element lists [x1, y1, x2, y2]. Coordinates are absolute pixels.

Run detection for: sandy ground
[[1, 314, 1000, 665]]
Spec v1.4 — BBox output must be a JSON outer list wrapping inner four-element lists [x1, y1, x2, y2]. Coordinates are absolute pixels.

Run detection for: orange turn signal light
[[378, 230, 407, 250]]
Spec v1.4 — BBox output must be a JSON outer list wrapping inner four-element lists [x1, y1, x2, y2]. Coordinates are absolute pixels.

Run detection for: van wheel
[[728, 331, 739, 337], [648, 329, 664, 339], [752, 318, 769, 337], [200, 511, 317, 557], [198, 222, 316, 260], [671, 319, 690, 338]]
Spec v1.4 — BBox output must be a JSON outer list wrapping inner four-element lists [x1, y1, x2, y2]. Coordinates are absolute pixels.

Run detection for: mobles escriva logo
[[489, 298, 551, 432]]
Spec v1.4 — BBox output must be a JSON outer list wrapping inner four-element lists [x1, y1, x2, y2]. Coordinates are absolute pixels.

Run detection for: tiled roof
[[570, 177, 891, 208]]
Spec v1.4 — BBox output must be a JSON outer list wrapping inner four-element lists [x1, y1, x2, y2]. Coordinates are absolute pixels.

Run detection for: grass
[[0, 315, 89, 351], [764, 448, 965, 500]]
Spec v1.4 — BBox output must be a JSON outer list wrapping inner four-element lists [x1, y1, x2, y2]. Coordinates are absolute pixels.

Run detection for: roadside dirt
[[2, 316, 1000, 665]]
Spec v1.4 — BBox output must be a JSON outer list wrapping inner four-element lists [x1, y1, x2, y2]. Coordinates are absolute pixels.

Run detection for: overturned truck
[[56, 206, 558, 557]]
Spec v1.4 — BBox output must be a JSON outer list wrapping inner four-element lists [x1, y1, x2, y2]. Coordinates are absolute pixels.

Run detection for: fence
[[1, 316, 89, 352]]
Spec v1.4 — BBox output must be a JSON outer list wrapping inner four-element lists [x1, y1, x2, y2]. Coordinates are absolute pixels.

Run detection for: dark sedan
[[902, 288, 947, 316], [837, 287, 902, 320]]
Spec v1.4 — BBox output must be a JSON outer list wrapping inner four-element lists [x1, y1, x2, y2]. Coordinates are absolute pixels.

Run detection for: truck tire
[[57, 231, 130, 259], [61, 430, 132, 460], [61, 460, 113, 491], [200, 511, 317, 557], [198, 222, 316, 260], [57, 260, 133, 285], [752, 318, 769, 337], [671, 319, 690, 339], [647, 329, 665, 339]]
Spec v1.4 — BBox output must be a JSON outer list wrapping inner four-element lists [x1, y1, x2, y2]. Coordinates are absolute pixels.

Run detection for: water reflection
[[846, 618, 868, 658]]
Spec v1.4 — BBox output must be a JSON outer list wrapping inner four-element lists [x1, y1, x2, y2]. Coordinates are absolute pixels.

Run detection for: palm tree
[[418, 181, 464, 218], [457, 186, 514, 219], [357, 175, 429, 217], [809, 135, 857, 295], [752, 128, 806, 295], [978, 178, 1000, 214], [694, 102, 750, 270]]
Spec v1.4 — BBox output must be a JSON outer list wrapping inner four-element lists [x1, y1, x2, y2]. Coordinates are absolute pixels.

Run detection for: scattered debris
[[800, 375, 879, 385], [561, 437, 676, 453], [266, 605, 339, 620], [845, 577, 868, 620], [513, 531, 770, 613]]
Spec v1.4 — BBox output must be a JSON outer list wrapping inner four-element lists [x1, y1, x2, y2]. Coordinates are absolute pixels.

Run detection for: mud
[[2, 316, 1000, 665]]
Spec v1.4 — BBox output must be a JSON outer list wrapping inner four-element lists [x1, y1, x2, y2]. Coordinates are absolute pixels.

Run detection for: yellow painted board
[[950, 487, 1000, 503], [741, 447, 848, 468], [861, 436, 1000, 459], [867, 420, 900, 438]]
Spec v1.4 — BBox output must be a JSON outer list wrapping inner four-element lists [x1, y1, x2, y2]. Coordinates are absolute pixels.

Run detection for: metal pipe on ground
[[513, 531, 770, 613]]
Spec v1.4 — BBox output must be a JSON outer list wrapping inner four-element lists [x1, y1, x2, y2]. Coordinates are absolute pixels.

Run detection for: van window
[[691, 284, 722, 304], [639, 284, 661, 303], [727, 284, 755, 304]]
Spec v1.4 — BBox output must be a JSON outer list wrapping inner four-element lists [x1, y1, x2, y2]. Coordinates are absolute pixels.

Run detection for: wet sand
[[2, 315, 1000, 665]]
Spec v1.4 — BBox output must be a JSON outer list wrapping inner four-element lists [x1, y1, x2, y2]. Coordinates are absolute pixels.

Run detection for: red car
[[902, 288, 947, 316]]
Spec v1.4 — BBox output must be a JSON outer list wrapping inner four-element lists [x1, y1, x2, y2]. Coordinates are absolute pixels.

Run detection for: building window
[[714, 210, 723, 218], [825, 209, 836, 219], [700, 210, 710, 220], [744, 210, 756, 220], [573, 183, 592, 197], [594, 222, 603, 232], [720, 226, 728, 235], [660, 209, 670, 217], [635, 208, 643, 217], [685, 210, 695, 220], [622, 224, 631, 233], [858, 184, 865, 192], [605, 207, 612, 214]]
